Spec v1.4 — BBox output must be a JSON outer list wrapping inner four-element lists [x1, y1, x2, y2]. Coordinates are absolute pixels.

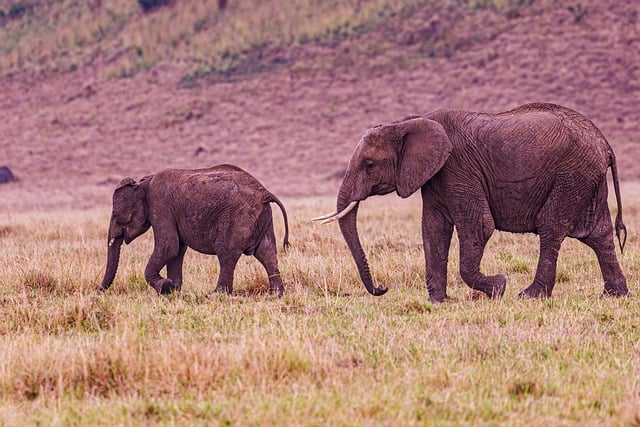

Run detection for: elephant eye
[[364, 160, 375, 171]]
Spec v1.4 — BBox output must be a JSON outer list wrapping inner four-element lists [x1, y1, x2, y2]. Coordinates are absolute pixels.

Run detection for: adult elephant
[[315, 103, 628, 302], [100, 164, 289, 297]]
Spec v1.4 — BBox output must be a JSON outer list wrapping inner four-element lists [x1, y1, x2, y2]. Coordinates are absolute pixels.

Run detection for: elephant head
[[314, 117, 452, 296], [99, 176, 153, 290]]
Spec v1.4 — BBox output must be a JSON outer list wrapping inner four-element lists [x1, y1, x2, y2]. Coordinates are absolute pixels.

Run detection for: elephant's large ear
[[395, 118, 452, 198]]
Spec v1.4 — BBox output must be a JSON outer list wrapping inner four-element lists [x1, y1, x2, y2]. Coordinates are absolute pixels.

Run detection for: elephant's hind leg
[[577, 196, 628, 296], [518, 231, 565, 299], [211, 251, 241, 296], [166, 243, 187, 292], [580, 232, 628, 296], [254, 224, 284, 297], [519, 180, 589, 299]]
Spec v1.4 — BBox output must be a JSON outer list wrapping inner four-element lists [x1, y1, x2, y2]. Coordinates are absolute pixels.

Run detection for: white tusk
[[319, 201, 358, 224], [109, 237, 116, 247], [311, 211, 338, 222]]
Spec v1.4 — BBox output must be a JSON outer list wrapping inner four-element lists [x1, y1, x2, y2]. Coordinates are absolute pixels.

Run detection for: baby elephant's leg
[[166, 243, 187, 292], [145, 234, 181, 294], [255, 224, 285, 297], [212, 252, 241, 295]]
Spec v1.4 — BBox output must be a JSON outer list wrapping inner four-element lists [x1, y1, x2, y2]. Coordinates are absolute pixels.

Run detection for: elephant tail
[[268, 194, 290, 252], [609, 151, 627, 254]]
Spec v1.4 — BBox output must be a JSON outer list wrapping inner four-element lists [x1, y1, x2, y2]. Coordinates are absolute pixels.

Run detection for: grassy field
[[0, 192, 639, 425], [1, 0, 638, 424]]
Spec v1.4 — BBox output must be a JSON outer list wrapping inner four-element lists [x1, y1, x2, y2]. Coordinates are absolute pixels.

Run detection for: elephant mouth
[[123, 233, 134, 244], [371, 184, 395, 196]]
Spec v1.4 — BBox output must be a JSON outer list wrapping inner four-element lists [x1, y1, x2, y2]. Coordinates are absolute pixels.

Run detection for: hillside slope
[[1, 0, 638, 210]]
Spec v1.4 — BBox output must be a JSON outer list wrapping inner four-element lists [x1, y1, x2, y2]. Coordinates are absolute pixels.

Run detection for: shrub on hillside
[[138, 0, 227, 13], [9, 3, 28, 17], [0, 2, 31, 19], [138, 0, 170, 12]]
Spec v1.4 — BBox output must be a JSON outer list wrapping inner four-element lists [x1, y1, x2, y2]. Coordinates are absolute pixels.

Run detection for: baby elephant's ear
[[116, 177, 136, 190], [112, 178, 138, 225], [395, 118, 452, 198]]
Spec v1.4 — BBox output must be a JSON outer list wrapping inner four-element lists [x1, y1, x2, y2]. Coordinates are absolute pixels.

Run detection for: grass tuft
[[508, 380, 540, 398], [21, 270, 58, 295]]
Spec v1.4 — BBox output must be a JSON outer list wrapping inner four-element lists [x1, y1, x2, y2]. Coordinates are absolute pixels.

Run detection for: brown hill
[[1, 0, 638, 210]]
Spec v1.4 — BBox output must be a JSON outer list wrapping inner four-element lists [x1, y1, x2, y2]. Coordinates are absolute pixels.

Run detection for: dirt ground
[[1, 0, 638, 211]]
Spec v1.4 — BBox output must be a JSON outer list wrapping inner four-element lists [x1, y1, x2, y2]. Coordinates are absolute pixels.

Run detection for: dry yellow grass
[[0, 189, 639, 425]]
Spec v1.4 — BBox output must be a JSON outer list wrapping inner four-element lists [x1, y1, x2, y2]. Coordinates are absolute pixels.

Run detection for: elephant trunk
[[337, 188, 388, 296], [99, 217, 124, 291]]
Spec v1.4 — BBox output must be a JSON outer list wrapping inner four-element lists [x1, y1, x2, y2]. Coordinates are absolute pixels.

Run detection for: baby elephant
[[99, 164, 289, 297]]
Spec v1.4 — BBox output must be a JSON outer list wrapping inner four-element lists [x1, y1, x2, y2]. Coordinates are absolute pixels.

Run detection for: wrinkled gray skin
[[100, 164, 289, 297], [330, 103, 628, 302]]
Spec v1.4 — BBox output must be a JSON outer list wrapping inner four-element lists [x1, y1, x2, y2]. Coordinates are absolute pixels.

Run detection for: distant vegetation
[[0, 0, 530, 80], [0, 0, 426, 78]]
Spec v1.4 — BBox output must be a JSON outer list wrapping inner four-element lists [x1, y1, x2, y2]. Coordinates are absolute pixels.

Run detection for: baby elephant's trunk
[[99, 217, 124, 291]]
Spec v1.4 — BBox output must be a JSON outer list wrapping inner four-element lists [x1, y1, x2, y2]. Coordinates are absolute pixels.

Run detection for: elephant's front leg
[[166, 243, 187, 292], [456, 206, 506, 299], [422, 206, 453, 303], [144, 232, 180, 295]]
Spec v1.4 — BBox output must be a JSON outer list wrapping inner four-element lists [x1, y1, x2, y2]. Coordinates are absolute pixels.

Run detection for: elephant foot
[[428, 292, 450, 304], [432, 295, 456, 304], [518, 283, 552, 299], [486, 274, 506, 299], [268, 275, 285, 298], [603, 284, 630, 297], [211, 285, 232, 296], [151, 278, 176, 295], [269, 285, 284, 298], [471, 274, 506, 299]]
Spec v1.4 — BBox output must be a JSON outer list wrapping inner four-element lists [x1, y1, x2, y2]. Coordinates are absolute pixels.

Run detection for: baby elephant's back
[[173, 165, 271, 216], [155, 165, 274, 254]]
